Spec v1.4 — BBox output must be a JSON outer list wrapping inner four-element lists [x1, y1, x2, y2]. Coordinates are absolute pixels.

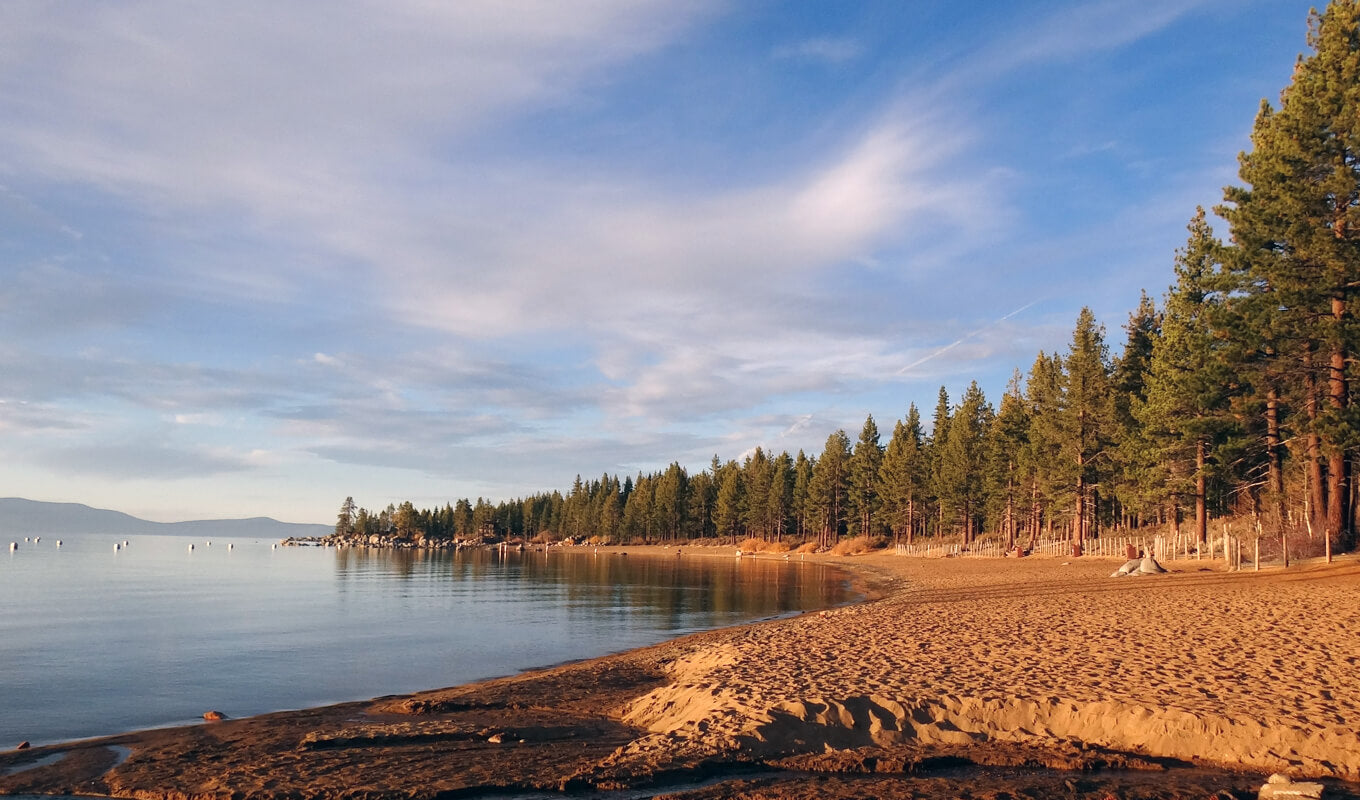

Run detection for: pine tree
[[927, 386, 952, 537], [1111, 294, 1162, 528], [848, 415, 884, 538], [335, 496, 357, 537], [1024, 352, 1066, 544], [808, 430, 852, 548], [654, 463, 688, 541], [742, 447, 772, 539], [714, 461, 743, 544], [1061, 308, 1115, 549], [987, 375, 1029, 549], [1219, 1, 1360, 550], [686, 467, 717, 539], [767, 451, 795, 541], [792, 450, 813, 539], [937, 382, 992, 542], [622, 474, 654, 541], [453, 498, 473, 537], [879, 405, 924, 544], [1138, 209, 1239, 545]]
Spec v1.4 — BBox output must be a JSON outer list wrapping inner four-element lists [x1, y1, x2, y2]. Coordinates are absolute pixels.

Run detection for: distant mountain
[[0, 498, 331, 538]]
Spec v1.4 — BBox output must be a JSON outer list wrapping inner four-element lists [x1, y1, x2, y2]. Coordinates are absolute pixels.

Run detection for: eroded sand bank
[[2, 550, 1358, 799]]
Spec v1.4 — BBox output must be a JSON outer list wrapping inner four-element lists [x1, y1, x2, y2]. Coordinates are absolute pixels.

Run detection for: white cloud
[[772, 37, 863, 64], [0, 2, 718, 293]]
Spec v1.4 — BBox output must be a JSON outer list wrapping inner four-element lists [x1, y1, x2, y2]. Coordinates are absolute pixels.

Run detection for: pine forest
[[334, 2, 1360, 561]]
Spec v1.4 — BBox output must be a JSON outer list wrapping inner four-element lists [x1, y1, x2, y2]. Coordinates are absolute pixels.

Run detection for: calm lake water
[[0, 533, 850, 747]]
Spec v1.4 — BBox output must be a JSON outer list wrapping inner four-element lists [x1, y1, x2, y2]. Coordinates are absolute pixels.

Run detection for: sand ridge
[[611, 554, 1360, 781]]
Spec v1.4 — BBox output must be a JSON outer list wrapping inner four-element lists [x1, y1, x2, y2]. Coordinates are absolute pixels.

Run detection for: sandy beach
[[3, 548, 1359, 799]]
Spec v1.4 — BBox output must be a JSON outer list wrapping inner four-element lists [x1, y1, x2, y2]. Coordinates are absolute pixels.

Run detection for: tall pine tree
[[1220, 1, 1360, 550]]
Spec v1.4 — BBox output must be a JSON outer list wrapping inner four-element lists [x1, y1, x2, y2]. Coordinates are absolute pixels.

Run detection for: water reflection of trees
[[329, 547, 848, 625]]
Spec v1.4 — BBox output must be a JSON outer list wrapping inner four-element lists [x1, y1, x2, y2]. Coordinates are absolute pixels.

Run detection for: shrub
[[737, 538, 795, 554], [830, 536, 888, 556]]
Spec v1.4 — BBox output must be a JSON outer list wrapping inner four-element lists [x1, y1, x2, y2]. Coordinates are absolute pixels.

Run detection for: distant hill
[[0, 498, 331, 538]]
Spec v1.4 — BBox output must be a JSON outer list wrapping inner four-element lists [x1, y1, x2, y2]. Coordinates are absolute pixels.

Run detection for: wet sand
[[2, 548, 1358, 799]]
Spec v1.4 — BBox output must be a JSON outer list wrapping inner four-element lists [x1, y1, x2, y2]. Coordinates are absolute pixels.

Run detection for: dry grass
[[738, 538, 793, 554], [829, 536, 888, 556]]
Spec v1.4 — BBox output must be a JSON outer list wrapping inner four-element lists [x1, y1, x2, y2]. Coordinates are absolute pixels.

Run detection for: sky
[[0, 0, 1326, 523]]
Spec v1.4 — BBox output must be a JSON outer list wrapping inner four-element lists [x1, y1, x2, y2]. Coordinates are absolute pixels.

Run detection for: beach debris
[[8, 542, 15, 551], [203, 710, 227, 721], [1258, 773, 1325, 799], [16, 741, 29, 750]]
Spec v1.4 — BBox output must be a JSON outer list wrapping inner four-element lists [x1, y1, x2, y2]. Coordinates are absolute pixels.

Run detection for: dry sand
[[2, 549, 1359, 799]]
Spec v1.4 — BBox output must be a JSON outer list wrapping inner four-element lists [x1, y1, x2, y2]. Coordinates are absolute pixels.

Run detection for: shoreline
[[2, 548, 1359, 799]]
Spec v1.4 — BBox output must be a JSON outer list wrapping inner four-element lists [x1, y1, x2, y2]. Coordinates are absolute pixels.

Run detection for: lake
[[0, 533, 850, 747]]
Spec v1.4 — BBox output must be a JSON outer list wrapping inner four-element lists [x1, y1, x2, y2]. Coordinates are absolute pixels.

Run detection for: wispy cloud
[[36, 440, 255, 480], [898, 301, 1041, 377], [772, 37, 863, 64]]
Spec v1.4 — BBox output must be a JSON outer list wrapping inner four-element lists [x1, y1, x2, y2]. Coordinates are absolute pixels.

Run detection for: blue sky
[[0, 1, 1321, 523]]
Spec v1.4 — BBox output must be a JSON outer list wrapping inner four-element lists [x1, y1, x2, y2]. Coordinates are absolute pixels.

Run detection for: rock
[[203, 710, 227, 721], [1136, 555, 1167, 574], [1258, 773, 1325, 799], [16, 740, 29, 749], [1112, 556, 1168, 577], [487, 733, 504, 744]]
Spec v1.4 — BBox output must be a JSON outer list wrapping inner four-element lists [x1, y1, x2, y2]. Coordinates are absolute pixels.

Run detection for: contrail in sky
[[896, 300, 1040, 376]]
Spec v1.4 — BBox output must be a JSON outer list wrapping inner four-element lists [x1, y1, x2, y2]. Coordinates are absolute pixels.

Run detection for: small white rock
[[1259, 774, 1325, 800]]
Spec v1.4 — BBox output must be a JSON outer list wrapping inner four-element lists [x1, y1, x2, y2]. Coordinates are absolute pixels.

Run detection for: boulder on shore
[[203, 711, 227, 721], [1111, 555, 1168, 577]]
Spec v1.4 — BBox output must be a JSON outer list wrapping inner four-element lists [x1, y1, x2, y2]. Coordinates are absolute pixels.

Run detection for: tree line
[[336, 1, 1360, 557]]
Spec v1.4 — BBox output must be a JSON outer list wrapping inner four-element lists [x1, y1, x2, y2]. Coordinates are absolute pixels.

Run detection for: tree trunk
[[1028, 479, 1041, 550], [1265, 385, 1287, 525], [1005, 470, 1015, 551], [1303, 345, 1327, 535], [1092, 487, 1100, 541], [1328, 295, 1351, 550], [1195, 437, 1208, 545], [1073, 453, 1086, 549]]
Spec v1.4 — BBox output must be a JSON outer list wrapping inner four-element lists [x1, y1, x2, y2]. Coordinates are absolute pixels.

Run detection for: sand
[[2, 548, 1358, 799]]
